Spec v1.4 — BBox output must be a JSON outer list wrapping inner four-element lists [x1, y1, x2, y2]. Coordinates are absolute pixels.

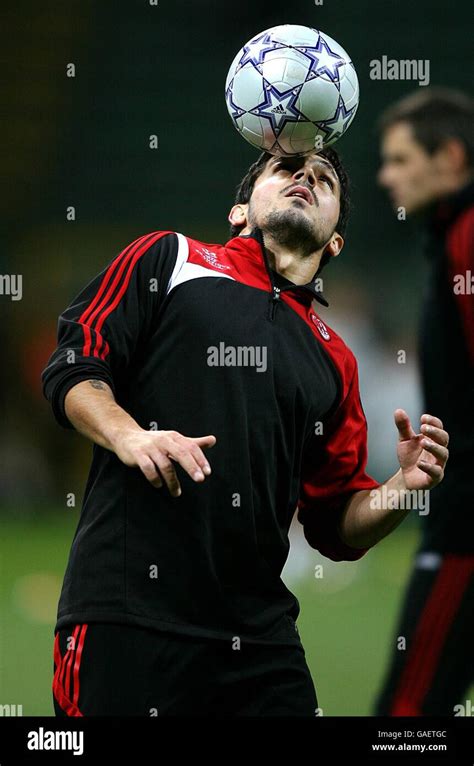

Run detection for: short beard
[[252, 205, 330, 258]]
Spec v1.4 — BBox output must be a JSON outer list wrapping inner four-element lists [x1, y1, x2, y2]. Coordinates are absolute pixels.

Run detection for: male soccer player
[[42, 146, 449, 716], [374, 88, 473, 716]]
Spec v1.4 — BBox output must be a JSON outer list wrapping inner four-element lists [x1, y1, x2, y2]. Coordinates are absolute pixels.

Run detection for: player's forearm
[[337, 469, 411, 549], [64, 379, 143, 452]]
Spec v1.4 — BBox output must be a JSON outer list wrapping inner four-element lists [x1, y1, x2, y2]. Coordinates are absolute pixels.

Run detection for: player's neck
[[263, 240, 323, 285]]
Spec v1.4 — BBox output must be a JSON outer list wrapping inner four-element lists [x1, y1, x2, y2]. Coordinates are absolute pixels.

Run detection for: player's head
[[378, 87, 474, 214], [228, 147, 350, 274]]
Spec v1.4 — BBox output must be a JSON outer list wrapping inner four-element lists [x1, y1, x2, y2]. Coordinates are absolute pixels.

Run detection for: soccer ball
[[225, 24, 359, 156]]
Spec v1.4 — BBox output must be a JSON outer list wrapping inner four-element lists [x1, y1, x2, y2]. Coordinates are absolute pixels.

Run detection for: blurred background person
[[374, 87, 474, 716]]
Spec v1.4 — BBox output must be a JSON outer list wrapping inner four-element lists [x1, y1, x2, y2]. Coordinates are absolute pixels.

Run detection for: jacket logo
[[310, 313, 330, 341], [194, 247, 231, 271]]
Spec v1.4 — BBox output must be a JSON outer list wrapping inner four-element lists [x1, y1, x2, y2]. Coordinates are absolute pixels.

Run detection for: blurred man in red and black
[[375, 87, 474, 716]]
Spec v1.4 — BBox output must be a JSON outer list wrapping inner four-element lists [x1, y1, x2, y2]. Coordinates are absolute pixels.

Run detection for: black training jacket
[[418, 182, 474, 553], [42, 226, 379, 646]]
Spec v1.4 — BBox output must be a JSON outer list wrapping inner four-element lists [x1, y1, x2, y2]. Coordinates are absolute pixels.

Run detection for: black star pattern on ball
[[295, 34, 345, 84], [225, 80, 246, 123], [249, 79, 305, 138], [237, 32, 286, 73], [314, 97, 357, 143]]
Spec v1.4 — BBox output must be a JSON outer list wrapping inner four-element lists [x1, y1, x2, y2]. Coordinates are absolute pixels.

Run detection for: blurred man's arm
[[447, 207, 474, 365]]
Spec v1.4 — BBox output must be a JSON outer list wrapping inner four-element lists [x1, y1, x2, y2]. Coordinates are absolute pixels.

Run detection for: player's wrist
[[107, 422, 146, 455]]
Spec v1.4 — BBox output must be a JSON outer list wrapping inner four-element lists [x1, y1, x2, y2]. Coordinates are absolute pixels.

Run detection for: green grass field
[[0, 513, 469, 716]]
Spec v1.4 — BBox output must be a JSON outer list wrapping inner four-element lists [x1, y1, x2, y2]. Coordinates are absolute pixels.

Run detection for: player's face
[[378, 122, 442, 214], [246, 152, 341, 250]]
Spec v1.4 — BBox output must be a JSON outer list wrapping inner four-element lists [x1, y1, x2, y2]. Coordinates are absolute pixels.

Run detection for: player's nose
[[293, 166, 316, 187]]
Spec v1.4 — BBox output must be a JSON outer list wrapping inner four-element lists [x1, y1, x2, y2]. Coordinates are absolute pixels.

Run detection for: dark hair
[[378, 87, 474, 166], [229, 146, 351, 273]]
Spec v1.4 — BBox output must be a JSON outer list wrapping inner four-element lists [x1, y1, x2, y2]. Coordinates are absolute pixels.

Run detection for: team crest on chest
[[310, 312, 331, 341]]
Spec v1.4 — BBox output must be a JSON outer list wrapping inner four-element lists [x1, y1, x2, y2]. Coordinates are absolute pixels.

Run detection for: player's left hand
[[394, 409, 449, 490]]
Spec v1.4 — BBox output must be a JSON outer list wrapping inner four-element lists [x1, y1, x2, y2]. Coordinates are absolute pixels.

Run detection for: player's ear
[[324, 232, 344, 259], [435, 137, 469, 175], [228, 204, 248, 229]]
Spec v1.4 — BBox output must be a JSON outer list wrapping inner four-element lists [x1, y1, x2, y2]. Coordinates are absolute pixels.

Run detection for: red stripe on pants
[[53, 624, 88, 716], [390, 555, 474, 715]]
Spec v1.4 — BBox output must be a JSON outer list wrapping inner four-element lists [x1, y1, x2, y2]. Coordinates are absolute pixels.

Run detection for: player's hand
[[395, 409, 449, 491], [113, 429, 216, 496]]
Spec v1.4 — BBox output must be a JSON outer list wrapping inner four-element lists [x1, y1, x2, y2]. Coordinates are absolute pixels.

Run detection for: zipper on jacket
[[254, 227, 282, 322], [254, 226, 314, 320], [270, 285, 281, 320]]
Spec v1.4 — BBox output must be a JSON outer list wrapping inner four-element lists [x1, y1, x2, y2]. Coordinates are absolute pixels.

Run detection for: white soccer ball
[[225, 24, 359, 156]]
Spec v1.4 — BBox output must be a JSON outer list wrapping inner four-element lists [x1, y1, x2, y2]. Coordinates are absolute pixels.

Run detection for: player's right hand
[[114, 429, 216, 496]]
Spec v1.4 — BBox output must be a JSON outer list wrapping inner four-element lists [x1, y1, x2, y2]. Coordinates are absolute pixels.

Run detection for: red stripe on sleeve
[[94, 237, 162, 337], [80, 234, 148, 325], [81, 324, 92, 357], [78, 231, 172, 358]]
